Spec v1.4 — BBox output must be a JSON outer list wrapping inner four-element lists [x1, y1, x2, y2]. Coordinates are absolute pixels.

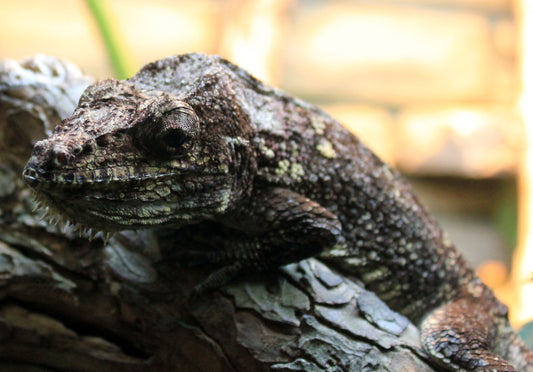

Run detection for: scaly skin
[[23, 53, 533, 371]]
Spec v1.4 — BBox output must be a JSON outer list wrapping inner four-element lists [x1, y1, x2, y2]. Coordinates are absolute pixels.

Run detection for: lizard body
[[23, 53, 533, 371]]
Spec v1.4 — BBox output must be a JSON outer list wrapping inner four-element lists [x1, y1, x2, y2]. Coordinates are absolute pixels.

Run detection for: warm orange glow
[[512, 0, 533, 327], [287, 3, 493, 104], [218, 0, 292, 84], [477, 260, 508, 289], [394, 106, 520, 177]]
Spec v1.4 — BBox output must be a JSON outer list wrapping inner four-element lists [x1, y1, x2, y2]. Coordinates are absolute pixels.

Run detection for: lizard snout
[[22, 139, 72, 187], [22, 165, 40, 187]]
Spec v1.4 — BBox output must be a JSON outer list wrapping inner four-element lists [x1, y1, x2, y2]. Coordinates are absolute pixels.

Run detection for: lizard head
[[23, 57, 255, 232]]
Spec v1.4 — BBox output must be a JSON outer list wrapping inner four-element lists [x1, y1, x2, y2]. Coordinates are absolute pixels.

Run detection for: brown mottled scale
[[23, 53, 533, 371]]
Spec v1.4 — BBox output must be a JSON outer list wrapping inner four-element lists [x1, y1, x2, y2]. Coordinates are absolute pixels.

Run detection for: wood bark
[[0, 56, 436, 371]]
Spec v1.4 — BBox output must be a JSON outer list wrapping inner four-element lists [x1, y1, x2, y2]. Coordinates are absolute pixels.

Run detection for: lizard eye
[[161, 127, 188, 148], [136, 98, 200, 156], [155, 107, 198, 153]]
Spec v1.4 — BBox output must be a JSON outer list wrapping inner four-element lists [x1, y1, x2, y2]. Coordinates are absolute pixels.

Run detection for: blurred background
[[2, 0, 532, 328]]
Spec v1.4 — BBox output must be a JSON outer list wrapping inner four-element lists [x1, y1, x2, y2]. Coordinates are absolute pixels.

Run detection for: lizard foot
[[421, 297, 516, 371]]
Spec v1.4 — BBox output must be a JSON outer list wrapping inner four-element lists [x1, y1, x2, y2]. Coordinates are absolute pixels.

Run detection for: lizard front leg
[[421, 294, 519, 372], [169, 187, 343, 293]]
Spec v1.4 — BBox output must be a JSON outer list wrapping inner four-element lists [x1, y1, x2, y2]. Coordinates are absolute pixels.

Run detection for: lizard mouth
[[29, 187, 172, 233], [27, 188, 115, 242], [24, 163, 232, 233]]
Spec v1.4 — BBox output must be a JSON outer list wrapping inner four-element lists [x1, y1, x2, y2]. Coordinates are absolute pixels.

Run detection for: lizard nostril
[[54, 151, 68, 166]]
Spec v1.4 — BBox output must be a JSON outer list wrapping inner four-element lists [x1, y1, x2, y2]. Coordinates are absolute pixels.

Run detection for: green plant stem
[[85, 0, 134, 79]]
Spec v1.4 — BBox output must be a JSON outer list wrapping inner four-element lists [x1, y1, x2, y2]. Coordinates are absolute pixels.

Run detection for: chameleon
[[22, 53, 533, 371]]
